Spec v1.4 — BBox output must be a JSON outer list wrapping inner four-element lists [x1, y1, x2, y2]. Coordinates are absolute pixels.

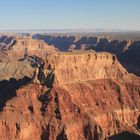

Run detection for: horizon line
[[0, 28, 139, 33]]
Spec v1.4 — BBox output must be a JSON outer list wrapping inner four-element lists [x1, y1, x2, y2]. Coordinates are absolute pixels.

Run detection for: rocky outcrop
[[33, 34, 140, 76], [0, 51, 140, 140], [0, 35, 59, 81], [39, 52, 139, 85], [0, 61, 34, 81], [0, 35, 58, 61]]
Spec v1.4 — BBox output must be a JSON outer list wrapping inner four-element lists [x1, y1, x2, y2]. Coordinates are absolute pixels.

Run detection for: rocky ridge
[[0, 35, 58, 61], [0, 35, 59, 80], [33, 34, 140, 76], [0, 51, 139, 140], [40, 52, 138, 85]]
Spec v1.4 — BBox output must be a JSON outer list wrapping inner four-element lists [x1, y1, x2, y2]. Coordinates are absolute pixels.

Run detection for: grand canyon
[[0, 33, 140, 140]]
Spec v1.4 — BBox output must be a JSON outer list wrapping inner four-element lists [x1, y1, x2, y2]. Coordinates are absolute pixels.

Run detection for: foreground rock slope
[[0, 51, 140, 140]]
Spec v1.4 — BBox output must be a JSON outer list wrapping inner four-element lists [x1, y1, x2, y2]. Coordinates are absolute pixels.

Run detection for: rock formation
[[0, 35, 59, 81], [0, 35, 58, 62], [33, 34, 140, 76], [0, 51, 139, 140], [41, 52, 137, 85]]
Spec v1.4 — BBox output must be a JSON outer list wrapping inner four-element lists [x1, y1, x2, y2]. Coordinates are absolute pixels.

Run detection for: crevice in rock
[[94, 125, 100, 140], [15, 123, 20, 135], [38, 89, 52, 116], [137, 115, 140, 129], [45, 72, 55, 88], [54, 92, 62, 120], [56, 127, 68, 140], [28, 105, 34, 113], [37, 62, 55, 88], [113, 82, 124, 108], [84, 123, 93, 140], [41, 125, 50, 140]]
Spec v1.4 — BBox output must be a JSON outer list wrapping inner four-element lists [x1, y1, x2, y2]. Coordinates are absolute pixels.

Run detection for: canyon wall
[[0, 51, 139, 140], [41, 52, 138, 85], [33, 34, 140, 76], [0, 35, 58, 61], [0, 35, 59, 80]]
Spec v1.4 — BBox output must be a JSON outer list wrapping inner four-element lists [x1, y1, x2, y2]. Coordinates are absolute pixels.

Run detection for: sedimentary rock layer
[[0, 52, 139, 140], [34, 34, 140, 76]]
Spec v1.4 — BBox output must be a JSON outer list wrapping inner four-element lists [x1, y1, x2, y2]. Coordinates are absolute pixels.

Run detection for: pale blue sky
[[0, 0, 140, 30]]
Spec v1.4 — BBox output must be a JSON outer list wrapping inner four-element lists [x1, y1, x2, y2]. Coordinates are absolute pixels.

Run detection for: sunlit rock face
[[42, 52, 135, 85], [0, 50, 139, 140], [33, 34, 140, 76]]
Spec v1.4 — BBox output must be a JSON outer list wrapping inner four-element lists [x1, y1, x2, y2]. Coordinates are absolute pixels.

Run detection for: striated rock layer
[[0, 35, 59, 80], [0, 35, 58, 61], [41, 52, 138, 85], [0, 52, 140, 140], [33, 34, 140, 76]]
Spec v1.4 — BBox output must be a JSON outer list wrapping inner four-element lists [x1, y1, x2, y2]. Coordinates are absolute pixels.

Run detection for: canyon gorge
[[0, 34, 140, 140]]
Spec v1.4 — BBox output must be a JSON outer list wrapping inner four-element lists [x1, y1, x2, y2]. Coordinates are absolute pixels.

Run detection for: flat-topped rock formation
[[33, 34, 140, 76], [39, 52, 139, 86]]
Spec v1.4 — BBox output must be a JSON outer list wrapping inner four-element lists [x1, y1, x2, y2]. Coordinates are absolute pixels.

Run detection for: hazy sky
[[0, 0, 140, 30]]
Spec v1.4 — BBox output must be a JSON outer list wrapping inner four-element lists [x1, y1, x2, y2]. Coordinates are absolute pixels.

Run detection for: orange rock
[[0, 51, 139, 140]]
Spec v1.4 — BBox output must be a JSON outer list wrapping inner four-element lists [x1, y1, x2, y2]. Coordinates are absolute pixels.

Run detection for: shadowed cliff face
[[33, 34, 140, 76], [0, 51, 139, 140]]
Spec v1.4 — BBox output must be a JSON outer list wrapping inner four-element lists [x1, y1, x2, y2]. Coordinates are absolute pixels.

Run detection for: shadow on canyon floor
[[0, 77, 31, 111]]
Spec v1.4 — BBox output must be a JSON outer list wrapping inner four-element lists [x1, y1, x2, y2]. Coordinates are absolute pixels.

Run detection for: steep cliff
[[33, 34, 140, 76], [0, 51, 139, 140], [40, 52, 138, 85]]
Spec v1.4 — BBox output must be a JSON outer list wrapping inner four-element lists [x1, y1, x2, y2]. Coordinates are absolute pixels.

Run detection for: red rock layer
[[0, 52, 139, 140]]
